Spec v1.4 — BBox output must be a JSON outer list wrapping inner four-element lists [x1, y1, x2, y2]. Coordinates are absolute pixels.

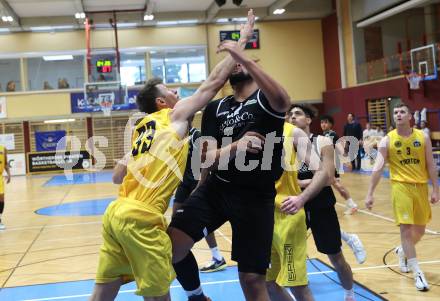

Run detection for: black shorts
[[169, 175, 275, 275], [174, 180, 198, 204], [305, 206, 342, 255]]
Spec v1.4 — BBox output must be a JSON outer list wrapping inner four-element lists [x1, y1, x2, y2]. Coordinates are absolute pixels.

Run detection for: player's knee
[[167, 226, 194, 261], [239, 272, 266, 290]]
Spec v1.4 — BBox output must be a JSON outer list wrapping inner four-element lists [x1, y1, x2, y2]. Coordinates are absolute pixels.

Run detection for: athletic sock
[[344, 288, 354, 298], [408, 258, 421, 274], [210, 247, 223, 261], [173, 251, 204, 295], [340, 230, 350, 243]]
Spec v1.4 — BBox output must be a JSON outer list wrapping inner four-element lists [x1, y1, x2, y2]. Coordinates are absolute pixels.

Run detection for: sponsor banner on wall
[[0, 133, 15, 150], [7, 153, 26, 176], [27, 150, 91, 173], [70, 89, 138, 113], [35, 130, 66, 152], [0, 96, 6, 118]]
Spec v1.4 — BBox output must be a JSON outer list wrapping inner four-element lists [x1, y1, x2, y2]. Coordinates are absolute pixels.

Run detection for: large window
[[120, 52, 146, 86], [27, 55, 85, 91], [0, 59, 21, 92], [150, 48, 206, 84]]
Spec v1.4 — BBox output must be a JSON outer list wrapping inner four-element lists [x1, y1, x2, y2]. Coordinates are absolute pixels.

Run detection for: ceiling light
[[0, 28, 10, 33], [231, 17, 248, 22], [178, 19, 198, 24], [157, 21, 179, 26], [2, 16, 13, 22], [273, 8, 286, 15], [43, 55, 74, 61], [216, 18, 229, 23], [44, 119, 76, 124], [215, 0, 226, 7], [75, 12, 85, 19], [144, 14, 154, 21]]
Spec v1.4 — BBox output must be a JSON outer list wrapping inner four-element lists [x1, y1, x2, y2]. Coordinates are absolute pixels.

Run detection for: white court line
[[335, 202, 440, 235], [215, 228, 232, 244], [20, 259, 440, 301]]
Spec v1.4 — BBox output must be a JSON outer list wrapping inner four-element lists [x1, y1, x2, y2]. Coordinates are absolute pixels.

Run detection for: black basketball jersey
[[297, 133, 336, 209], [201, 89, 285, 190], [180, 127, 201, 188]]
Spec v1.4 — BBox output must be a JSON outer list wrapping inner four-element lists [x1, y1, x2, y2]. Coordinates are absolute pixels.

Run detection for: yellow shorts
[[0, 176, 3, 194], [95, 198, 175, 297], [266, 208, 308, 287], [391, 181, 431, 226]]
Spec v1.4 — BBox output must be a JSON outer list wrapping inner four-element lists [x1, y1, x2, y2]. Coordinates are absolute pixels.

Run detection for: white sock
[[210, 247, 223, 261], [340, 230, 350, 243], [185, 286, 203, 297], [407, 258, 421, 274], [347, 198, 356, 206], [345, 288, 354, 297]]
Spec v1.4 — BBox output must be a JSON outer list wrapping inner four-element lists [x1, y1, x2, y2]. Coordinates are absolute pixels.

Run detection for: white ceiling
[[0, 0, 334, 32]]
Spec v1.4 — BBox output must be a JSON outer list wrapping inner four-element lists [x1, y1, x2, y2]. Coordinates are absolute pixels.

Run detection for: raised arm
[[281, 133, 334, 214], [171, 9, 255, 126], [216, 41, 290, 113], [424, 132, 439, 204], [365, 136, 389, 209]]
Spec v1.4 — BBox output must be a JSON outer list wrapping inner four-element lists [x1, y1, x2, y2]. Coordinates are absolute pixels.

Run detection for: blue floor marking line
[[43, 172, 113, 187], [35, 198, 115, 216], [0, 259, 385, 301]]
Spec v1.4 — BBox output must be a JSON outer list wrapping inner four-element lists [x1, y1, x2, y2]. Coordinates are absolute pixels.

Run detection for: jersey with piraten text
[[388, 128, 428, 184]]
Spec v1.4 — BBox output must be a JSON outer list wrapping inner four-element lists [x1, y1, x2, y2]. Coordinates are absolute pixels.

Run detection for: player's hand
[[431, 190, 439, 204], [365, 194, 374, 210], [5, 173, 10, 184], [281, 195, 305, 214], [217, 40, 241, 56], [237, 131, 265, 154]]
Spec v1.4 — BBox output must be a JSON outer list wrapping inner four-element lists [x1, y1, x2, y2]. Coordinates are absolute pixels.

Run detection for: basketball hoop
[[406, 72, 424, 90], [100, 100, 113, 116]]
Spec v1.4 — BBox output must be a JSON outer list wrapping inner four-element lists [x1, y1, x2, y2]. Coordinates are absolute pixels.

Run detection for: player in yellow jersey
[[0, 145, 11, 230], [266, 121, 315, 301], [89, 10, 257, 301], [366, 102, 439, 291]]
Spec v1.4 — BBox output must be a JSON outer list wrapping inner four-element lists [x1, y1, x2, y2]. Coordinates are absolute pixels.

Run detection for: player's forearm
[[203, 141, 239, 171], [428, 163, 439, 192], [299, 169, 329, 203], [367, 169, 383, 196]]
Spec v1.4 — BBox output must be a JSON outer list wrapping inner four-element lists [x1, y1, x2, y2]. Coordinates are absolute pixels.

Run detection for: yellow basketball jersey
[[388, 128, 428, 184], [275, 123, 301, 208], [119, 108, 189, 214], [0, 145, 5, 174]]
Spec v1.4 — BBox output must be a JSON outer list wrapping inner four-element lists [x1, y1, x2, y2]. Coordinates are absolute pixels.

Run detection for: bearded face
[[228, 71, 253, 86]]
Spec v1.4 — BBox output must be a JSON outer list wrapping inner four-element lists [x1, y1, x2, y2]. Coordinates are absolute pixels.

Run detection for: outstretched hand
[[240, 9, 255, 41]]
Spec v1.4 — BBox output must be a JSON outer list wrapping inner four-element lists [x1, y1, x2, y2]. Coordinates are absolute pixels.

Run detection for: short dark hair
[[394, 102, 411, 113], [136, 78, 164, 113], [290, 104, 316, 119], [320, 114, 334, 125]]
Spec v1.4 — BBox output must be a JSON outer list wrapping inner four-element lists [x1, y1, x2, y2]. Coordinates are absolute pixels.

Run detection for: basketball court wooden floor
[[0, 171, 438, 300]]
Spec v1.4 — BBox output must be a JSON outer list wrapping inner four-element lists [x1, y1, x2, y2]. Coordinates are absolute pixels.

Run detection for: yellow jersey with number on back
[[388, 128, 428, 184], [0, 145, 5, 174], [275, 123, 301, 208], [119, 108, 189, 214]]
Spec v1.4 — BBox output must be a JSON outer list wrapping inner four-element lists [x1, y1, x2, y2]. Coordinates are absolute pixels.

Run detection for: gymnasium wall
[[322, 78, 440, 135], [207, 20, 326, 103], [0, 19, 327, 120]]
